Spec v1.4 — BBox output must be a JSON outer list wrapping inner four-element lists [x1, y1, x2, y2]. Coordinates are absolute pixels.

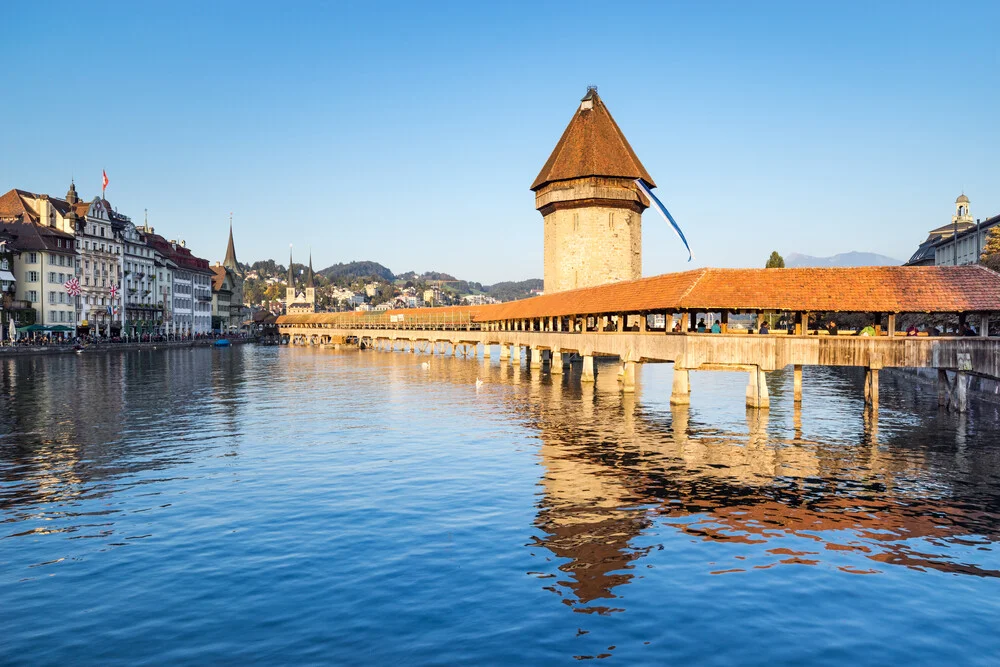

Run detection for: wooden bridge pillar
[[621, 360, 636, 393], [511, 344, 521, 365], [551, 350, 563, 374], [793, 365, 803, 403], [482, 343, 491, 358], [530, 347, 542, 369], [951, 372, 969, 413], [670, 366, 690, 405], [581, 355, 595, 382], [938, 369, 948, 406], [499, 343, 509, 360], [746, 368, 770, 409], [864, 368, 879, 411]]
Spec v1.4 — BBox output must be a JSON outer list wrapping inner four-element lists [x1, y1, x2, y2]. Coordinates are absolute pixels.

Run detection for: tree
[[980, 227, 1000, 272], [765, 251, 785, 268]]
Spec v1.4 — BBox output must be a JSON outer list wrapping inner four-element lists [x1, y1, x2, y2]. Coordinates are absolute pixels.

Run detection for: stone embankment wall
[[0, 338, 255, 358]]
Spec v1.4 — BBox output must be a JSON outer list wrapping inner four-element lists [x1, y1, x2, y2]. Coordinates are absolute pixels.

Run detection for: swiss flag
[[102, 170, 109, 191]]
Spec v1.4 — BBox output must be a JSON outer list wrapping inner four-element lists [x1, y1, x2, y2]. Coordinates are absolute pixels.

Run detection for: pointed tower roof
[[287, 246, 294, 286], [307, 251, 315, 288], [531, 87, 655, 191], [223, 214, 239, 272]]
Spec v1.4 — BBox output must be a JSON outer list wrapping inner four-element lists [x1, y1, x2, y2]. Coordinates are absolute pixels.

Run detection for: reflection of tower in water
[[523, 368, 1000, 613]]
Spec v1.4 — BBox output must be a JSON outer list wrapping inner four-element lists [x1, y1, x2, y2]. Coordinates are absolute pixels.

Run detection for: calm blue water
[[2, 345, 1000, 665]]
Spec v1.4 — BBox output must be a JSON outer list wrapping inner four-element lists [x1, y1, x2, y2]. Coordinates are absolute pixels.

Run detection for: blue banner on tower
[[635, 179, 693, 262]]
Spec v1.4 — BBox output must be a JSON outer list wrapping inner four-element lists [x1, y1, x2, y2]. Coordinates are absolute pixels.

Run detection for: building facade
[[211, 264, 234, 330], [170, 241, 214, 335], [215, 220, 245, 328], [285, 249, 316, 314], [72, 192, 126, 333], [532, 88, 653, 293], [933, 196, 1000, 267], [121, 218, 162, 335], [906, 194, 981, 267], [0, 189, 79, 328]]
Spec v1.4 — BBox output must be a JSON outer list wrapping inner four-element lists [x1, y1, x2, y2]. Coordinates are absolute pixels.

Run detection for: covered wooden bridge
[[276, 266, 1000, 412]]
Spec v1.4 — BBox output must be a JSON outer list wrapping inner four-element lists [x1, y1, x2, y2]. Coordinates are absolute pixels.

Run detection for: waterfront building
[[906, 194, 982, 266], [285, 249, 316, 314], [0, 228, 27, 333], [217, 220, 245, 328], [930, 196, 1000, 267], [139, 228, 180, 335], [121, 215, 162, 336], [0, 188, 79, 328], [169, 240, 214, 335], [211, 264, 235, 330], [66, 186, 127, 333], [532, 87, 653, 293]]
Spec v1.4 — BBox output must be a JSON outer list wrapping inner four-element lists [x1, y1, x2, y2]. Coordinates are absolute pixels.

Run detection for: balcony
[[2, 297, 32, 310]]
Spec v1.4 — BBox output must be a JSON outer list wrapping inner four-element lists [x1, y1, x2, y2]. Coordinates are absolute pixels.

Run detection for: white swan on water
[[475, 377, 484, 389], [421, 361, 430, 370]]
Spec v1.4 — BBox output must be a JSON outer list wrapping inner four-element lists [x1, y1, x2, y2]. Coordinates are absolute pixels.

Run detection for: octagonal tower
[[532, 87, 654, 293]]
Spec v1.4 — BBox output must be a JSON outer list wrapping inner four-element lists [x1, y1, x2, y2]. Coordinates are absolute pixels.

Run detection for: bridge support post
[[530, 347, 541, 369], [511, 345, 521, 365], [581, 355, 595, 382], [499, 343, 510, 360], [951, 371, 969, 413], [551, 350, 563, 374], [938, 369, 948, 406], [483, 343, 491, 358], [864, 368, 879, 411], [746, 368, 770, 409], [670, 366, 690, 405], [621, 360, 636, 393], [793, 365, 803, 403]]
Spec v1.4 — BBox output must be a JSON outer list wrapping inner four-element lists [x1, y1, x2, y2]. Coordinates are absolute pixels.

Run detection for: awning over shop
[[0, 270, 15, 281]]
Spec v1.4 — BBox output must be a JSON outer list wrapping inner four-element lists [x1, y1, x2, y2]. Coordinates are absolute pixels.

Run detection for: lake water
[[2, 345, 1000, 665]]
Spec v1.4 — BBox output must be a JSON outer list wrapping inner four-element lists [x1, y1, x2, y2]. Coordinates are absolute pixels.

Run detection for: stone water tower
[[532, 87, 655, 293]]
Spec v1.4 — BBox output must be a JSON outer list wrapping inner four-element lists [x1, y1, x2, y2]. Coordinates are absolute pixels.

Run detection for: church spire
[[223, 213, 239, 272], [307, 250, 314, 288], [287, 245, 294, 287]]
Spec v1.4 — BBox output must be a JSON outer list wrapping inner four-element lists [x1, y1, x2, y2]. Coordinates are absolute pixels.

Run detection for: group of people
[[661, 316, 981, 336], [1, 331, 251, 349]]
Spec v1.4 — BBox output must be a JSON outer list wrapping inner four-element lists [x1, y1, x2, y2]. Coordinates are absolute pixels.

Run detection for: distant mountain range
[[244, 259, 542, 301], [785, 251, 902, 268]]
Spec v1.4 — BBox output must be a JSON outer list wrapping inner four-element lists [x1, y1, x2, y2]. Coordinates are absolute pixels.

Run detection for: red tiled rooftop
[[276, 266, 1000, 327], [531, 89, 654, 191]]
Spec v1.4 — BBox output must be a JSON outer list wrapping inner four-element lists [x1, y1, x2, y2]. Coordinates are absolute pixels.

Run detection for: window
[[49, 292, 56, 304], [27, 253, 37, 264], [48, 272, 56, 283], [27, 290, 37, 302], [27, 271, 38, 282], [0, 259, 6, 270]]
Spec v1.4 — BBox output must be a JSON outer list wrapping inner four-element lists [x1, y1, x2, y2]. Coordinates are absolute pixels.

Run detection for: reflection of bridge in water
[[321, 350, 1000, 614]]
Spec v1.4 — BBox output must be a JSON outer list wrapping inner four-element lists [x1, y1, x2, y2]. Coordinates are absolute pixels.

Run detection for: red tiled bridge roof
[[277, 266, 1000, 327]]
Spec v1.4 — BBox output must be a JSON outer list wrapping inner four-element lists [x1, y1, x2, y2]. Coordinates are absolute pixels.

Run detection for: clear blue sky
[[4, 1, 998, 283]]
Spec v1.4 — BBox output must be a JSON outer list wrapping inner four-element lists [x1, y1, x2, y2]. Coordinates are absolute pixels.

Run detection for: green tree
[[980, 227, 1000, 272], [765, 251, 785, 268]]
